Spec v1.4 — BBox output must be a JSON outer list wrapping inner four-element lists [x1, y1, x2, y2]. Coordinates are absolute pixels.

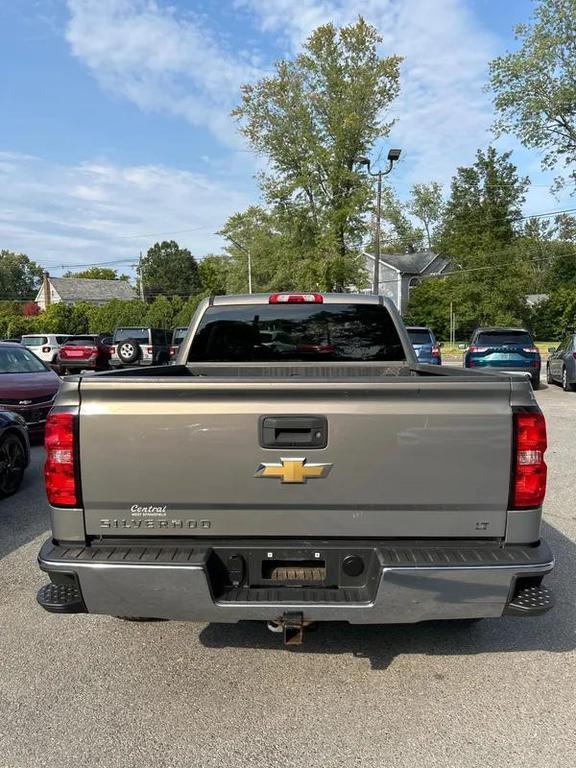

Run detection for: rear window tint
[[22, 336, 48, 347], [475, 331, 533, 346], [64, 337, 97, 346], [407, 329, 433, 345], [114, 328, 149, 344], [188, 304, 405, 363]]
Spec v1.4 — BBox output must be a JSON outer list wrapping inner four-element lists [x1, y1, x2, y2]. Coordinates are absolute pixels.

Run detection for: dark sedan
[[0, 343, 60, 434], [0, 411, 30, 497], [547, 333, 576, 391]]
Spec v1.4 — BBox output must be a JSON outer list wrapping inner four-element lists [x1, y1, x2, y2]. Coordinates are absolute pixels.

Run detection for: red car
[[57, 335, 112, 374], [0, 343, 60, 434]]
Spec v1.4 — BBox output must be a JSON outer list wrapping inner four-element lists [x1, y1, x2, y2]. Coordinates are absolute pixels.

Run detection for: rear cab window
[[114, 328, 150, 345], [64, 337, 97, 347], [188, 303, 406, 363], [475, 331, 534, 346], [21, 336, 48, 347]]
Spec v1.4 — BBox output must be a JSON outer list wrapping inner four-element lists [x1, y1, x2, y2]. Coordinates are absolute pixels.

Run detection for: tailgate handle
[[260, 416, 327, 449]]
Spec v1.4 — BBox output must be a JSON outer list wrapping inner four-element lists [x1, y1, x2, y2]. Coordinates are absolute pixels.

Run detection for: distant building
[[362, 251, 451, 314], [35, 273, 137, 310]]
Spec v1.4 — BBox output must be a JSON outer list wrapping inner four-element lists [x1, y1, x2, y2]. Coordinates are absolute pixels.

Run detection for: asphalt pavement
[[0, 382, 574, 768]]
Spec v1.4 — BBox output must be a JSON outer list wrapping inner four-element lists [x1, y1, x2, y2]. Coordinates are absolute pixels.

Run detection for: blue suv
[[406, 326, 442, 365]]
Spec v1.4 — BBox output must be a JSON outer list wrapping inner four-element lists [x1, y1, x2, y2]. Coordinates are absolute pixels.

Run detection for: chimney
[[43, 271, 51, 308]]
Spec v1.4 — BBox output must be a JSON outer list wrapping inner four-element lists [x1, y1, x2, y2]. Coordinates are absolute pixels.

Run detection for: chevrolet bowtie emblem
[[255, 458, 332, 484]]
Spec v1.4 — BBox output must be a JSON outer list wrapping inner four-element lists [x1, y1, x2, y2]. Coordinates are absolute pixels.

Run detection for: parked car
[[0, 411, 30, 498], [110, 327, 171, 368], [462, 327, 541, 389], [546, 334, 576, 391], [58, 335, 112, 374], [21, 334, 69, 368], [37, 293, 553, 639], [0, 343, 60, 435], [170, 327, 188, 361], [406, 326, 442, 365]]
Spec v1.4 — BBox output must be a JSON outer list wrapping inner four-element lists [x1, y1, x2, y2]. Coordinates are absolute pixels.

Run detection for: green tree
[[489, 0, 576, 189], [0, 250, 43, 299], [62, 267, 128, 280], [232, 18, 401, 290], [435, 148, 531, 328], [139, 241, 200, 300], [379, 186, 425, 254], [198, 255, 230, 295], [407, 182, 445, 250], [146, 296, 176, 329]]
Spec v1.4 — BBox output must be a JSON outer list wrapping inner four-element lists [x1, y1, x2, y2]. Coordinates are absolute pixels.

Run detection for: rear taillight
[[42, 346, 51, 353], [572, 352, 576, 360], [170, 346, 177, 357], [269, 293, 323, 303], [431, 345, 441, 357], [468, 346, 488, 353], [512, 411, 547, 509], [44, 410, 79, 507], [146, 346, 153, 354]]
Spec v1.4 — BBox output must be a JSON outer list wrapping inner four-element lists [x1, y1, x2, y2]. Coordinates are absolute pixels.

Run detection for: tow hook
[[266, 612, 313, 645]]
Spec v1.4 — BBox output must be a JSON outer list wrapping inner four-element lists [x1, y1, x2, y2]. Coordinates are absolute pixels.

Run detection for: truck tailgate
[[79, 377, 512, 538]]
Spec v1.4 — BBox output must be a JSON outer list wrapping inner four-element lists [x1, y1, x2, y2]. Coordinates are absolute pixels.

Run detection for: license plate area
[[262, 559, 326, 583], [207, 546, 381, 601]]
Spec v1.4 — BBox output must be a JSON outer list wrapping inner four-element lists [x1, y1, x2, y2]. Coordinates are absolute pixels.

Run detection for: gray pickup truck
[[37, 293, 554, 643]]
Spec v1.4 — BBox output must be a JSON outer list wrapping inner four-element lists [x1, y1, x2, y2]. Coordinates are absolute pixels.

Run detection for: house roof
[[47, 277, 137, 302], [365, 250, 451, 276]]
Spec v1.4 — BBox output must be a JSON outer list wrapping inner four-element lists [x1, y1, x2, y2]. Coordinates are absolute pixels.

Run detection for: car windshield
[[188, 304, 405, 362], [476, 331, 534, 346], [21, 336, 48, 347], [0, 346, 48, 373], [114, 329, 149, 344], [407, 329, 433, 345]]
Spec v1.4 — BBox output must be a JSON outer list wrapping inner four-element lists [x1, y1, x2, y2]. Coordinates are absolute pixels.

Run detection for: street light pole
[[357, 149, 402, 296]]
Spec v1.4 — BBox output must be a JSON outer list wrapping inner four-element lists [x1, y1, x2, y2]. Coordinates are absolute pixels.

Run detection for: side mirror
[[438, 341, 444, 348], [548, 347, 557, 354], [458, 343, 467, 350]]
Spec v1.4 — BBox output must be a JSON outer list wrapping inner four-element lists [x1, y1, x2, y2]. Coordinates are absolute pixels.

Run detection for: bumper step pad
[[37, 583, 86, 614], [504, 584, 554, 616]]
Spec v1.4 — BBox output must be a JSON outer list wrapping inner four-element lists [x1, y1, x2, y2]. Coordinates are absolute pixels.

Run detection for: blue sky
[[0, 0, 571, 276]]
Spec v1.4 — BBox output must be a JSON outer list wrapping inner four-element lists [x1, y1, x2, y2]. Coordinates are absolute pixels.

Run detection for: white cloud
[[65, 0, 264, 146], [0, 152, 252, 271]]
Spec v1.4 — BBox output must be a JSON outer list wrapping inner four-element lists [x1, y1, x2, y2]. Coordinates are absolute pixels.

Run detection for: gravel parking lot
[[1, 382, 574, 768]]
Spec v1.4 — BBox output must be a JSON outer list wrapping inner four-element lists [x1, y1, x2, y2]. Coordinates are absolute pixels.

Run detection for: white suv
[[21, 334, 69, 367]]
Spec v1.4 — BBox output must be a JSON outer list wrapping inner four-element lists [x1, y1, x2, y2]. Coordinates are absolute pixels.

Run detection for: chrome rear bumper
[[38, 538, 554, 623]]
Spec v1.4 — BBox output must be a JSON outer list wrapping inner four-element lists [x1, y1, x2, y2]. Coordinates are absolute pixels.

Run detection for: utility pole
[[138, 251, 145, 301], [357, 149, 402, 296]]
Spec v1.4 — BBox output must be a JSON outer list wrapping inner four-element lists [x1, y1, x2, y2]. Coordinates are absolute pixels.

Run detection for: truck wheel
[[546, 364, 553, 384], [531, 374, 540, 391]]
